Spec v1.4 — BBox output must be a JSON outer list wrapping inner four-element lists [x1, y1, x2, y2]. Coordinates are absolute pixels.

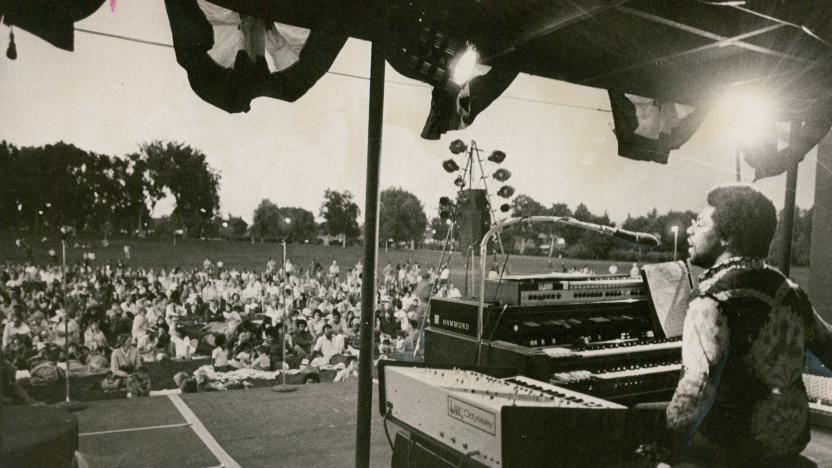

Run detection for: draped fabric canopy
[[4, 0, 832, 176], [0, 0, 105, 50]]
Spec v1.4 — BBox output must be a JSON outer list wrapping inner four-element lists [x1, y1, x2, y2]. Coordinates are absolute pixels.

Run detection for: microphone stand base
[[271, 385, 297, 393], [53, 400, 87, 412]]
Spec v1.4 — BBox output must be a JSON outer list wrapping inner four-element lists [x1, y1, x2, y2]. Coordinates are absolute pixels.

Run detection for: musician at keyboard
[[645, 185, 832, 466]]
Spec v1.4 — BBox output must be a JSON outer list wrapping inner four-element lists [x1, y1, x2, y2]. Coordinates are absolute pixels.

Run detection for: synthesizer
[[483, 273, 647, 307], [380, 364, 632, 467]]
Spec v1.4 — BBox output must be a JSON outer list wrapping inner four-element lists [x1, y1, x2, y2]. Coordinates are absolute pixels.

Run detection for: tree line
[[1, 140, 812, 264], [0, 140, 220, 238]]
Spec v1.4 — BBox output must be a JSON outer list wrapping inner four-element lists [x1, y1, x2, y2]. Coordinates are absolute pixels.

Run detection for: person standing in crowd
[[653, 184, 832, 466], [328, 260, 340, 280]]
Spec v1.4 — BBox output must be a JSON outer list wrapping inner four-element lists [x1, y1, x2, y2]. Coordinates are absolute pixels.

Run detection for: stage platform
[[74, 383, 392, 468], [71, 381, 832, 468]]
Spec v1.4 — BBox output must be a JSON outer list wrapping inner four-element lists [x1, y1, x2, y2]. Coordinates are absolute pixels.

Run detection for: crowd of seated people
[[0, 255, 456, 400]]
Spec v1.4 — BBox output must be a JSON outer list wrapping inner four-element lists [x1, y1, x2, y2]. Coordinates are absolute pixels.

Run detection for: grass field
[[0, 236, 811, 290]]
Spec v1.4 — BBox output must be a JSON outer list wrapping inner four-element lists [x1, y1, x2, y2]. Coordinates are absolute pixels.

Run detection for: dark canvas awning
[[207, 0, 832, 106]]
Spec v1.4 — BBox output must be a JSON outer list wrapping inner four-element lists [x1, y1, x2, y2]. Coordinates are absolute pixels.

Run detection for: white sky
[[0, 2, 820, 226]]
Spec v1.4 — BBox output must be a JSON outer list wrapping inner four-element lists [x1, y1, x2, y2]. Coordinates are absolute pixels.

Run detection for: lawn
[[0, 236, 811, 290]]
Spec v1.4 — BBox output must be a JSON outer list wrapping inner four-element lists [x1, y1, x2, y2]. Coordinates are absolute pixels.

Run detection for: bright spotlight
[[451, 45, 479, 86], [714, 88, 777, 146]]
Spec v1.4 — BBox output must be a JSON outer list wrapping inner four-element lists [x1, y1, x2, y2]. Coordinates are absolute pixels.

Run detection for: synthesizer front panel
[[381, 365, 625, 467]]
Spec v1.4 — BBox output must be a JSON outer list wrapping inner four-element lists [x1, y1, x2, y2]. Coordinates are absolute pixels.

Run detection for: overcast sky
[[0, 2, 821, 228]]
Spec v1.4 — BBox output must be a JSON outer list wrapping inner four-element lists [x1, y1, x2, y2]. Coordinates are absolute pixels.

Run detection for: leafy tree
[[142, 141, 220, 237], [429, 216, 454, 242], [227, 216, 249, 236], [252, 199, 281, 240], [279, 206, 318, 242], [508, 194, 549, 253], [380, 187, 428, 246], [320, 189, 360, 247]]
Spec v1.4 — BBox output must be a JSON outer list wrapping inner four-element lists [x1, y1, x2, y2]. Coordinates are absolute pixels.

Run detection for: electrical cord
[[383, 410, 395, 450]]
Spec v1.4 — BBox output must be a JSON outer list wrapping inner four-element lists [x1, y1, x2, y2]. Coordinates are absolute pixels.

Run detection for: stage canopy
[[4, 0, 832, 174]]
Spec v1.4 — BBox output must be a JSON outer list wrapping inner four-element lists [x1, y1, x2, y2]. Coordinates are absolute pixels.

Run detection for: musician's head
[[687, 184, 776, 268]]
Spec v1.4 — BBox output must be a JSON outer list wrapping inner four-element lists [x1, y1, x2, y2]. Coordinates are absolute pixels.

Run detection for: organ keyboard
[[427, 270, 684, 404], [805, 373, 832, 429]]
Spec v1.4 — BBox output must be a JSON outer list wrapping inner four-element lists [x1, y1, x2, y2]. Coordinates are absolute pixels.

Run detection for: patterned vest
[[694, 257, 811, 459]]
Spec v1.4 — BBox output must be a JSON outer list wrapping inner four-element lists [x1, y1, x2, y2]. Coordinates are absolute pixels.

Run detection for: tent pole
[[355, 39, 385, 468], [809, 130, 832, 322], [779, 119, 801, 277]]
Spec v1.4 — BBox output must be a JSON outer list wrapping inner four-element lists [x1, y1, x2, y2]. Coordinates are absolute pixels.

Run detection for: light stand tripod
[[412, 140, 509, 355]]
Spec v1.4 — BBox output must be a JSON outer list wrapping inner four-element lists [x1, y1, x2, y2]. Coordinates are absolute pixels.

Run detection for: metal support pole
[[272, 240, 296, 393], [55, 237, 85, 411], [780, 120, 801, 277], [673, 230, 678, 261], [355, 39, 385, 468], [735, 148, 742, 182], [63, 240, 70, 402]]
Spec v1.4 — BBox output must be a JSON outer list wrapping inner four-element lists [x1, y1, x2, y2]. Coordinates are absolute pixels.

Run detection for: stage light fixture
[[488, 150, 506, 163], [451, 44, 479, 86], [713, 87, 777, 146], [500, 203, 511, 213], [438, 196, 453, 219], [493, 168, 511, 182], [497, 186, 515, 198], [454, 176, 466, 188], [449, 139, 467, 154], [442, 159, 460, 173]]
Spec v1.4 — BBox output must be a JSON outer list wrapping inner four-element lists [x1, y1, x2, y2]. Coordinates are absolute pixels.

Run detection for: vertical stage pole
[[355, 39, 385, 468], [810, 131, 832, 322], [779, 120, 801, 277]]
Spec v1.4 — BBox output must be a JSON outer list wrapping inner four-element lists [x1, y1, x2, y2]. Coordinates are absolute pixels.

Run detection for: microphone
[[562, 218, 660, 249], [608, 228, 660, 248]]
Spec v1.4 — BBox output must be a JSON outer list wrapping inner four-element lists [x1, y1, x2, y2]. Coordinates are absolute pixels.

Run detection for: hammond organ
[[425, 269, 688, 404]]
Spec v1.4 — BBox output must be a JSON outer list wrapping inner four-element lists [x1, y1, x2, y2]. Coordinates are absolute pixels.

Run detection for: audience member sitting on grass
[[0, 255, 447, 398], [291, 319, 314, 360], [251, 345, 271, 371], [83, 318, 109, 353], [333, 356, 358, 383], [102, 333, 150, 397], [311, 324, 345, 367], [170, 326, 193, 360], [212, 333, 230, 371], [1, 353, 37, 405]]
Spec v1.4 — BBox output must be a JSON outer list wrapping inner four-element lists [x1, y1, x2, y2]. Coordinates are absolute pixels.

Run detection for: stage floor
[[73, 382, 832, 468], [75, 383, 393, 468]]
